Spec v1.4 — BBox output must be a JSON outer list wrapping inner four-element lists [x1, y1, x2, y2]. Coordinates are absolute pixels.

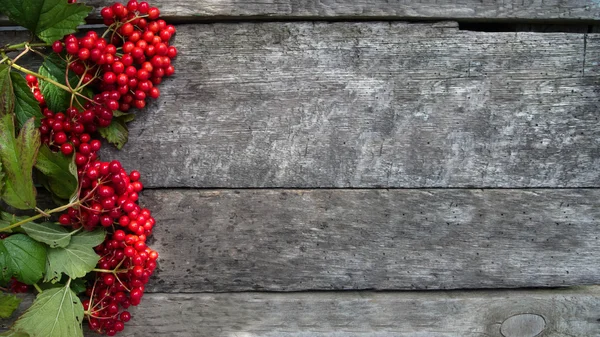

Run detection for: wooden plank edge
[[141, 188, 600, 292], [3, 287, 600, 336]]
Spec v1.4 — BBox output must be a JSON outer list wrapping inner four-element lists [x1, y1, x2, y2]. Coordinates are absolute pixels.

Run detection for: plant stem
[[3, 55, 71, 92], [33, 283, 43, 294], [0, 200, 81, 232], [0, 42, 51, 53], [1, 52, 93, 103], [92, 268, 129, 274]]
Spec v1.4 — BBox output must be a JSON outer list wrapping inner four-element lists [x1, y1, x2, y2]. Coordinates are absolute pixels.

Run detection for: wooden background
[[3, 0, 600, 336]]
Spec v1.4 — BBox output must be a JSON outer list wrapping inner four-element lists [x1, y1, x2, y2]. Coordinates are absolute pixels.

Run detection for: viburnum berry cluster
[[0, 0, 175, 336]]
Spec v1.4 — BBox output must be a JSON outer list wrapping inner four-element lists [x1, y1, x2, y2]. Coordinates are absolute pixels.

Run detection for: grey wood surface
[[92, 23, 600, 188], [11, 0, 600, 22], [4, 288, 600, 336], [136, 189, 600, 292]]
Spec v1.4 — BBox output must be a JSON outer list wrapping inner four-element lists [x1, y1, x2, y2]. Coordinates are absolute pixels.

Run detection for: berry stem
[[1, 52, 93, 103], [33, 283, 43, 294], [0, 42, 51, 53], [0, 200, 81, 232], [92, 268, 129, 274]]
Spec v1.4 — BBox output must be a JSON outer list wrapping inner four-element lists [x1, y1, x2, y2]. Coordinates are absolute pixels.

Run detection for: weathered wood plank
[[5, 288, 600, 336], [137, 189, 600, 292], [91, 23, 600, 188], [5, 0, 600, 23]]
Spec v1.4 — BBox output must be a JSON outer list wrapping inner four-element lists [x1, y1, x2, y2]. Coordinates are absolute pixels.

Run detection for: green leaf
[[0, 115, 39, 210], [38, 54, 93, 113], [0, 162, 4, 197], [0, 212, 31, 234], [0, 0, 91, 44], [0, 212, 31, 227], [10, 72, 43, 128], [11, 283, 84, 337], [0, 292, 21, 318], [0, 234, 47, 284], [44, 229, 105, 283], [22, 222, 75, 248], [0, 65, 15, 117], [38, 54, 70, 113], [98, 111, 135, 149], [34, 145, 77, 200], [0, 330, 29, 337], [69, 278, 86, 294]]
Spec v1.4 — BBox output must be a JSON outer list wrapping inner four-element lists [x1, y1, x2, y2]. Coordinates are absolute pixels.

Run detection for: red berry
[[148, 7, 160, 19], [127, 0, 138, 11], [59, 214, 71, 225], [60, 143, 74, 155], [52, 41, 63, 53], [100, 7, 114, 19], [65, 42, 79, 55], [103, 72, 117, 84], [120, 311, 131, 322], [54, 131, 67, 144], [138, 1, 149, 14]]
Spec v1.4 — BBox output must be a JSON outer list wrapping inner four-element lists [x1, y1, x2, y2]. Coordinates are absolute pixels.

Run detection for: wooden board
[[90, 23, 600, 188], [3, 288, 600, 336], [135, 189, 600, 292], [4, 0, 600, 22]]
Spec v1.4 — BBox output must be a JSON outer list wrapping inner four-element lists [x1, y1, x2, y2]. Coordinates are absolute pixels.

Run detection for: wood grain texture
[[92, 23, 600, 188], [136, 189, 600, 292], [5, 288, 600, 336], [4, 0, 600, 22]]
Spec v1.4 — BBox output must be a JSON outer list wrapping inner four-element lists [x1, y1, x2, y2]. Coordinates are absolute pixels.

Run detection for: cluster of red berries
[[20, 1, 174, 335], [52, 0, 177, 112]]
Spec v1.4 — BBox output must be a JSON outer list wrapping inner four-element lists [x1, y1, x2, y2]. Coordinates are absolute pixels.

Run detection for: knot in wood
[[500, 313, 546, 337]]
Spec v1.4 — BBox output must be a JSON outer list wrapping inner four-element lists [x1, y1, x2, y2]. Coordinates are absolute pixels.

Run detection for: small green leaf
[[0, 65, 15, 116], [22, 222, 74, 248], [0, 115, 40, 210], [44, 229, 105, 282], [0, 292, 21, 318], [34, 145, 78, 201], [11, 283, 84, 337], [10, 73, 43, 128], [98, 111, 135, 149], [0, 234, 47, 284], [0, 0, 92, 44]]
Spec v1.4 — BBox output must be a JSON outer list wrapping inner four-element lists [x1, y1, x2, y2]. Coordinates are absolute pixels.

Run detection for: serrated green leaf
[[34, 145, 77, 201], [98, 111, 135, 149], [21, 222, 75, 248], [44, 229, 104, 283], [0, 234, 46, 284], [0, 0, 91, 44], [10, 73, 42, 128], [0, 65, 14, 117], [11, 283, 84, 337], [0, 115, 39, 210], [0, 330, 29, 337], [38, 54, 70, 113], [0, 292, 21, 318]]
